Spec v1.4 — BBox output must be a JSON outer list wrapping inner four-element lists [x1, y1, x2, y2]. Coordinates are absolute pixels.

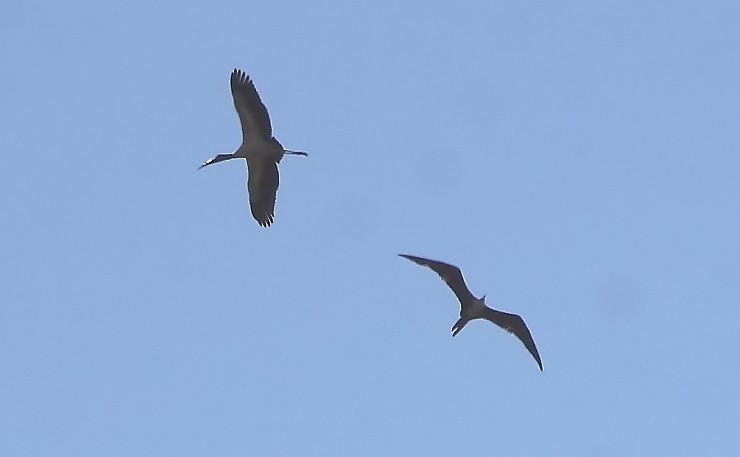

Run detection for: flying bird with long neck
[[399, 254, 543, 371], [199, 69, 307, 227]]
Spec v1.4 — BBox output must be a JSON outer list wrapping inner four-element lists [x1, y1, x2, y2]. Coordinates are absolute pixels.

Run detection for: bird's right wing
[[246, 158, 279, 227], [399, 254, 476, 306], [231, 69, 273, 140]]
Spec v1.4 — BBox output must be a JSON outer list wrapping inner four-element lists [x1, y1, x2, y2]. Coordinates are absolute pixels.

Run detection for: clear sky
[[1, 0, 738, 455]]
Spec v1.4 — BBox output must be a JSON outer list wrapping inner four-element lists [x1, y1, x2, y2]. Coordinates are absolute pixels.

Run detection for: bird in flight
[[199, 69, 307, 227], [399, 254, 543, 370]]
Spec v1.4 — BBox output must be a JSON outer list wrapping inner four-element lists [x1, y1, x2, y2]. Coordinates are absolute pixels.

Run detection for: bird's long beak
[[198, 153, 235, 170], [284, 149, 308, 156]]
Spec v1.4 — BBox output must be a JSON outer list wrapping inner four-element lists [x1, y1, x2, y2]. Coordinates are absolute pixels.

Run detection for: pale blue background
[[1, 1, 739, 455]]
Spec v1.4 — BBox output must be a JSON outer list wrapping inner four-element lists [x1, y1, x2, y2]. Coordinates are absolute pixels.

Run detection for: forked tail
[[451, 317, 469, 337]]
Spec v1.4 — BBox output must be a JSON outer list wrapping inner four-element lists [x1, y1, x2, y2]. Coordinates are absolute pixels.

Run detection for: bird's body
[[399, 254, 543, 371], [199, 69, 307, 227]]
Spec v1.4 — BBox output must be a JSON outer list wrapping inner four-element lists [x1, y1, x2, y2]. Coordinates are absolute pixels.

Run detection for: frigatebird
[[399, 254, 543, 370]]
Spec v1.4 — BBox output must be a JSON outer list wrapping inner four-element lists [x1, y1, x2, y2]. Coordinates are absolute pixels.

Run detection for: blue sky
[[1, 0, 739, 455]]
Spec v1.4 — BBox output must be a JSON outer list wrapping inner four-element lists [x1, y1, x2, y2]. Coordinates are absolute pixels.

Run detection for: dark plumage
[[199, 69, 307, 227], [400, 254, 543, 371]]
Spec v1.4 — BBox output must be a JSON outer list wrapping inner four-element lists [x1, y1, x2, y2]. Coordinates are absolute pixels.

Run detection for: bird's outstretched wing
[[231, 69, 272, 140], [482, 308, 543, 371], [246, 158, 279, 227], [399, 254, 476, 307]]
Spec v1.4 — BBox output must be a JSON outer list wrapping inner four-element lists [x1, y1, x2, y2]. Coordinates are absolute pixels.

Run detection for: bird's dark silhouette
[[399, 254, 543, 371], [199, 69, 307, 227]]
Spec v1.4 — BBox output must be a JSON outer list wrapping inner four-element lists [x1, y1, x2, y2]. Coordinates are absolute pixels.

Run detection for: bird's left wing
[[231, 69, 273, 140], [482, 308, 543, 371]]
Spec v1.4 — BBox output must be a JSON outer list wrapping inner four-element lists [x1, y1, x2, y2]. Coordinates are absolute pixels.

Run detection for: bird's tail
[[451, 317, 468, 337]]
